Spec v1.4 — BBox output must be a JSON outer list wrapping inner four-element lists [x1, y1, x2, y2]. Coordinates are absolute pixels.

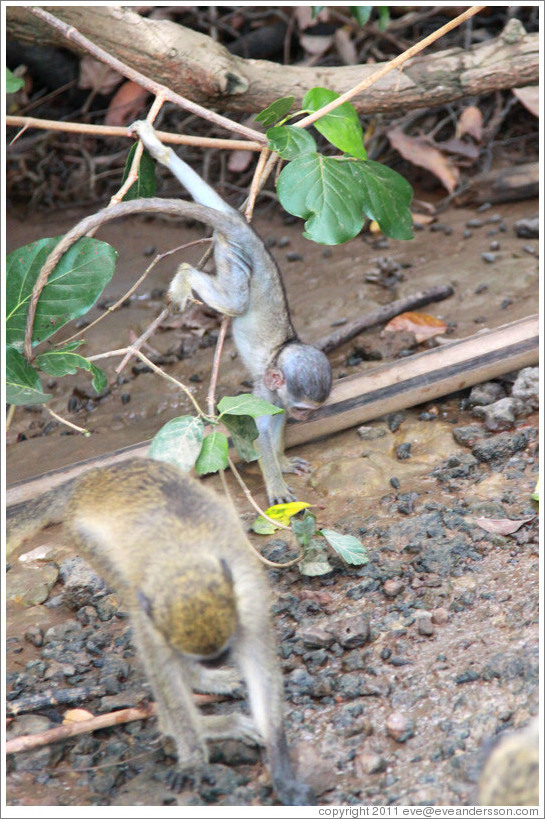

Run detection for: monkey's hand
[[129, 120, 171, 166], [280, 455, 311, 476], [168, 264, 194, 312]]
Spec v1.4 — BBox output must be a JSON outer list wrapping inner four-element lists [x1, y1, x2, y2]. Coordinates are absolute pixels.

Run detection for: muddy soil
[[5, 192, 540, 808]]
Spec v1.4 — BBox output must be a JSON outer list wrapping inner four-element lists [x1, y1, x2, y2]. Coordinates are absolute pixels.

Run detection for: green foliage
[[217, 393, 283, 418], [302, 88, 366, 159], [292, 510, 317, 546], [259, 85, 413, 245], [122, 144, 157, 200], [35, 341, 107, 394], [255, 96, 295, 128], [148, 415, 205, 471], [195, 430, 229, 475], [350, 6, 390, 29], [221, 414, 259, 462], [6, 67, 24, 94], [6, 348, 52, 406], [320, 528, 368, 565], [6, 237, 117, 350], [5, 236, 116, 407], [267, 125, 316, 160]]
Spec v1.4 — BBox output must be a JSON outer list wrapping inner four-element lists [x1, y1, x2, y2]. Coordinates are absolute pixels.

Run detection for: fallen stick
[[316, 284, 454, 353], [6, 693, 223, 755], [6, 315, 538, 508]]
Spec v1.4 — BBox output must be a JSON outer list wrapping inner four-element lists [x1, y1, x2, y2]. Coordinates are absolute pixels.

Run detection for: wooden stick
[[316, 285, 454, 353], [6, 316, 538, 508], [6, 693, 222, 755]]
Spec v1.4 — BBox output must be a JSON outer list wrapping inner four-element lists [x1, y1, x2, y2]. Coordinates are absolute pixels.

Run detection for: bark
[[7, 7, 538, 118]]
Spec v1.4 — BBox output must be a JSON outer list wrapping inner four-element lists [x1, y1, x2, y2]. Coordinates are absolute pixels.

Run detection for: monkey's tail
[[6, 483, 73, 556]]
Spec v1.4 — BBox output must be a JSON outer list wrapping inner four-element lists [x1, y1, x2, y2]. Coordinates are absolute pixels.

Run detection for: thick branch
[[7, 7, 538, 116]]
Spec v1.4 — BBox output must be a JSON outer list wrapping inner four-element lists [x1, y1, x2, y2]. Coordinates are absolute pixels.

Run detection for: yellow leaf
[[252, 502, 311, 534], [62, 708, 94, 724]]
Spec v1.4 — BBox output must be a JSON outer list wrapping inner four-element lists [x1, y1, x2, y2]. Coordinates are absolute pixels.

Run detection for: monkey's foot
[[129, 120, 171, 165], [281, 456, 311, 476], [203, 712, 263, 746], [168, 265, 193, 312]]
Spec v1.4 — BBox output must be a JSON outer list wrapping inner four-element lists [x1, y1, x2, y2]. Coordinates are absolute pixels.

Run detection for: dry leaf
[[412, 213, 435, 227], [382, 312, 447, 343], [227, 150, 253, 173], [334, 27, 358, 65], [104, 81, 150, 127], [300, 33, 334, 57], [456, 106, 483, 141], [62, 709, 94, 725], [79, 56, 122, 94], [294, 6, 329, 30], [513, 87, 539, 118], [473, 516, 536, 535], [387, 127, 459, 193], [439, 138, 480, 160]]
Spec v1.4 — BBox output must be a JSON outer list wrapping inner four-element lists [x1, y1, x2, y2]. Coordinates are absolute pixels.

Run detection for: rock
[[292, 742, 337, 796], [478, 718, 539, 806], [469, 382, 505, 406], [514, 217, 539, 239], [24, 625, 44, 647], [415, 612, 434, 636], [511, 367, 538, 412], [6, 562, 59, 606], [326, 614, 370, 649], [383, 579, 405, 598], [472, 430, 531, 463], [6, 714, 64, 772], [299, 625, 335, 649], [431, 607, 449, 625], [385, 712, 415, 742], [474, 397, 517, 431], [355, 749, 388, 775], [59, 557, 108, 609], [43, 619, 83, 644], [452, 425, 488, 448], [357, 425, 387, 440]]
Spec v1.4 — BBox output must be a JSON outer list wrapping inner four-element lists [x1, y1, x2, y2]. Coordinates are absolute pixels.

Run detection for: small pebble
[[481, 252, 496, 264], [383, 579, 405, 598], [489, 241, 500, 251], [385, 712, 415, 742], [466, 218, 483, 228], [355, 751, 388, 775]]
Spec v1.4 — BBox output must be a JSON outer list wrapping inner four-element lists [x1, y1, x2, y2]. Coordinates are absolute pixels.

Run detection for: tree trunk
[[7, 7, 538, 118]]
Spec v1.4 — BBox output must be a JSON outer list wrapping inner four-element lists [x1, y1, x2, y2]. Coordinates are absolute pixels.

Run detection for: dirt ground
[[5, 190, 540, 808]]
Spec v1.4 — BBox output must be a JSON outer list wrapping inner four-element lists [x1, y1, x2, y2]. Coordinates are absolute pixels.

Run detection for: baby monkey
[[130, 120, 332, 504], [7, 458, 315, 806]]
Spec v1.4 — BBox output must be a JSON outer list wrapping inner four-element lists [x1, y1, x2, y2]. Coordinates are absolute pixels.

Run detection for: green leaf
[[348, 159, 414, 240], [350, 6, 373, 26], [302, 87, 366, 159], [377, 6, 390, 31], [222, 413, 258, 462], [311, 6, 324, 19], [299, 538, 333, 576], [320, 528, 368, 565], [35, 342, 107, 394], [252, 501, 311, 534], [122, 144, 157, 201], [195, 430, 229, 475], [267, 125, 317, 160], [255, 96, 295, 128], [217, 394, 283, 418], [531, 478, 539, 503], [148, 416, 205, 472], [291, 510, 317, 547], [6, 237, 117, 351], [6, 67, 24, 94], [277, 153, 366, 244], [6, 348, 51, 406]]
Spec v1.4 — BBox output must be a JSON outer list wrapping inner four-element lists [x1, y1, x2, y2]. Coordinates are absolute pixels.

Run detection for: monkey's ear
[[264, 366, 286, 391], [137, 590, 153, 618]]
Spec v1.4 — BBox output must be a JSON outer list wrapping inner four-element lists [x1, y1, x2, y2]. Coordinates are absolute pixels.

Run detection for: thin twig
[[244, 146, 271, 221], [206, 316, 230, 418], [28, 7, 265, 145], [6, 693, 223, 756], [115, 307, 171, 374], [227, 457, 304, 569], [295, 5, 486, 131], [45, 406, 90, 436], [6, 404, 16, 432], [6, 115, 263, 151]]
